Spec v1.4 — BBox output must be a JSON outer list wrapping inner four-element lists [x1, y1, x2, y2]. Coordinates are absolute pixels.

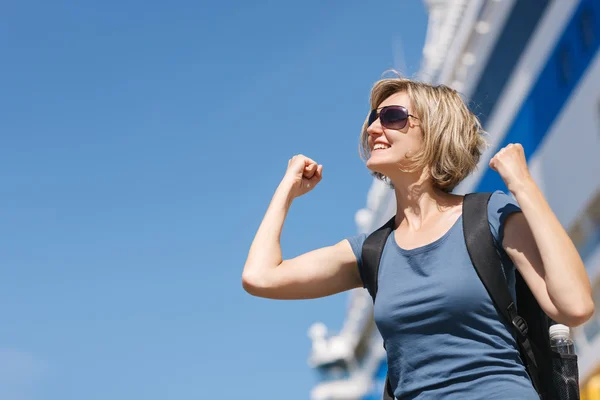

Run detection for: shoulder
[[343, 232, 369, 289], [485, 190, 522, 246], [345, 232, 369, 268]]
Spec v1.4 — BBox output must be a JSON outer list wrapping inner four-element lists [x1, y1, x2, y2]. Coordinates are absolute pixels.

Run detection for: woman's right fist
[[283, 155, 323, 199]]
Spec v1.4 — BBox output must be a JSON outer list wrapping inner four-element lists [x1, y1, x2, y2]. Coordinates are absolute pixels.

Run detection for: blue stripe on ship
[[474, 0, 600, 193]]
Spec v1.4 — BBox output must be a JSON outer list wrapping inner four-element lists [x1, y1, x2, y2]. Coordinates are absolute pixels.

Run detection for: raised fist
[[489, 143, 533, 194], [283, 154, 323, 199]]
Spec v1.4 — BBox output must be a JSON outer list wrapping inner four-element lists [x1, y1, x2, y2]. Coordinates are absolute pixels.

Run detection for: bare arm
[[503, 185, 593, 327], [242, 155, 363, 299], [490, 144, 594, 327]]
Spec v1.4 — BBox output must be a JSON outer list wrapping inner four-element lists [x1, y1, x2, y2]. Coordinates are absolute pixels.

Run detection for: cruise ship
[[307, 0, 600, 399]]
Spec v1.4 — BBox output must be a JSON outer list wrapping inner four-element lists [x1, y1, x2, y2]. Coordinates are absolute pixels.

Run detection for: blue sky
[[0, 1, 427, 399]]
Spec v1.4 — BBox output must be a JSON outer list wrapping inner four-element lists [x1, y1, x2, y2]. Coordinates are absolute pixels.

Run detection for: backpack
[[359, 192, 580, 400]]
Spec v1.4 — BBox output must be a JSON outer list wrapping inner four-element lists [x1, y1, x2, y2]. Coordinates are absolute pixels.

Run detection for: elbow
[[573, 300, 595, 326], [241, 270, 258, 295], [241, 269, 268, 297], [560, 299, 595, 327]]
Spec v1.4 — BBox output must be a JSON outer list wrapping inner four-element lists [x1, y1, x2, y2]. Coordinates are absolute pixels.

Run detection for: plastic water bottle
[[549, 324, 575, 354]]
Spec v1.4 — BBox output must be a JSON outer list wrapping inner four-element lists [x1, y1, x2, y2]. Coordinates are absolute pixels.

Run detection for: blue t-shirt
[[346, 191, 538, 400]]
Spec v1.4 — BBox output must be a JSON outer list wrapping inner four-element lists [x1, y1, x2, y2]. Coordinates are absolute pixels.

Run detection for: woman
[[242, 75, 594, 399]]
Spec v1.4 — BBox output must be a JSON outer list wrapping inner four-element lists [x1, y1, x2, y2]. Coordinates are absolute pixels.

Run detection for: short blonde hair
[[359, 74, 487, 192]]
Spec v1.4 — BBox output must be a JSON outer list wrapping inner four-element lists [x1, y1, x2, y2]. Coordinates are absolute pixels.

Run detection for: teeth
[[373, 144, 390, 150]]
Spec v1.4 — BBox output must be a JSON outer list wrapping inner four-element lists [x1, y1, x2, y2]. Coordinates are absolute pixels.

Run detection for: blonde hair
[[359, 73, 487, 192]]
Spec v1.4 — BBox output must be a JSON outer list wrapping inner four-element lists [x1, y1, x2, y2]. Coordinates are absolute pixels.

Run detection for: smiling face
[[365, 91, 423, 177], [359, 76, 486, 192]]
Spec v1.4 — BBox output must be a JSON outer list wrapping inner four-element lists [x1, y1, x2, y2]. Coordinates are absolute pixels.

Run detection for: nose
[[367, 117, 384, 139]]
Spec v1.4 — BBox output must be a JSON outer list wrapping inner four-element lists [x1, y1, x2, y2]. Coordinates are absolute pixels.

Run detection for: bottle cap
[[549, 324, 570, 339]]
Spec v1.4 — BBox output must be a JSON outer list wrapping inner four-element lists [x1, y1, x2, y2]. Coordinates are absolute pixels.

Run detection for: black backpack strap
[[463, 192, 542, 395], [361, 216, 396, 400], [361, 215, 395, 302], [383, 377, 395, 400]]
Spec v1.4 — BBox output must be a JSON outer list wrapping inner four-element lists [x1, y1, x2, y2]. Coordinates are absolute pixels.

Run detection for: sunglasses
[[368, 105, 418, 130]]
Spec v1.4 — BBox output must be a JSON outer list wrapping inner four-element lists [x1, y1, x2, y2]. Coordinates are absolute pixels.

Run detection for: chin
[[367, 155, 413, 179], [366, 158, 393, 176]]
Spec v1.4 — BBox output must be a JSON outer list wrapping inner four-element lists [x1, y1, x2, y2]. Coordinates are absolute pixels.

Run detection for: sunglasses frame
[[368, 105, 419, 130]]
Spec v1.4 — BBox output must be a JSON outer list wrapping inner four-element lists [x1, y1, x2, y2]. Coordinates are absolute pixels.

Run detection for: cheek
[[406, 131, 424, 150], [394, 133, 421, 148], [411, 136, 424, 150], [391, 138, 423, 160]]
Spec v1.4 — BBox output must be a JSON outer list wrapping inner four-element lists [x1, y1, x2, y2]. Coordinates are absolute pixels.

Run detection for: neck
[[389, 169, 457, 230]]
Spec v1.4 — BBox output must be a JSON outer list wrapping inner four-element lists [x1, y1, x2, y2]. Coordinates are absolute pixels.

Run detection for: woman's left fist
[[489, 143, 533, 194]]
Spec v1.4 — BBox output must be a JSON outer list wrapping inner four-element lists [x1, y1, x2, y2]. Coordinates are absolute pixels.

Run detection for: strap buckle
[[507, 303, 528, 338], [512, 315, 529, 338]]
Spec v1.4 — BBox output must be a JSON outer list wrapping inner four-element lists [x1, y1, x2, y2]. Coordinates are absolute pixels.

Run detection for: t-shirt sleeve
[[487, 190, 522, 248], [345, 232, 368, 287]]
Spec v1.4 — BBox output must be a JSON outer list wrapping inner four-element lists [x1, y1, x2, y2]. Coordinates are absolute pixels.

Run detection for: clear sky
[[1, 1, 428, 399]]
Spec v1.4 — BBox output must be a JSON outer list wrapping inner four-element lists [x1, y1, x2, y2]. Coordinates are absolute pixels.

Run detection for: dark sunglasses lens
[[368, 109, 378, 127], [381, 107, 408, 129]]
